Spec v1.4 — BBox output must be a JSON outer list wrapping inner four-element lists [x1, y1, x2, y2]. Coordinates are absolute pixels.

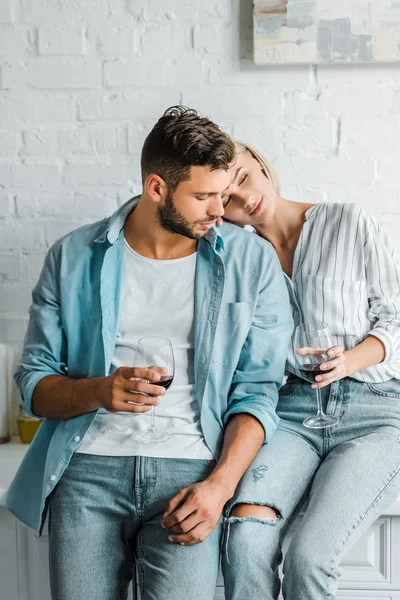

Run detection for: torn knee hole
[[230, 503, 279, 520]]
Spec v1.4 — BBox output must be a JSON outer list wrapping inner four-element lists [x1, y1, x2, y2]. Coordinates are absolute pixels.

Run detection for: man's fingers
[[163, 489, 188, 522], [120, 366, 165, 382], [112, 401, 153, 413], [164, 511, 203, 534], [168, 523, 214, 546], [123, 378, 166, 397]]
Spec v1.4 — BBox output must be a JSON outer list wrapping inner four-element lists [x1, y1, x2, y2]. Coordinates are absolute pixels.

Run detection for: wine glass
[[294, 322, 339, 429], [132, 336, 174, 444]]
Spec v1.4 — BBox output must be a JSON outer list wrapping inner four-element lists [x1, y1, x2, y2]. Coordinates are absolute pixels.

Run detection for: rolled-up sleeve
[[14, 243, 67, 416], [364, 214, 400, 364], [223, 245, 293, 443]]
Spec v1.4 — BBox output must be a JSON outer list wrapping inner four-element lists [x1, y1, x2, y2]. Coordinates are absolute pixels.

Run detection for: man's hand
[[100, 366, 167, 413], [161, 479, 230, 546]]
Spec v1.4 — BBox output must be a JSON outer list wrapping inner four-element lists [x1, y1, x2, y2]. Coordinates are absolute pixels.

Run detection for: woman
[[220, 142, 400, 600]]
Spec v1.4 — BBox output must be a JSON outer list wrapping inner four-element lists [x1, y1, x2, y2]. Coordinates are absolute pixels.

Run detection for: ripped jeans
[[222, 377, 400, 600]]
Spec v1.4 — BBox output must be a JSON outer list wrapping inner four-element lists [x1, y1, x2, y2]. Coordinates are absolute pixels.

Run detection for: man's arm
[[162, 413, 264, 545], [162, 244, 293, 545], [32, 368, 165, 419], [16, 243, 167, 419]]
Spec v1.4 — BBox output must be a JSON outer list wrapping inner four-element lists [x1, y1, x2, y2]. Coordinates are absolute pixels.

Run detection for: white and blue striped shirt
[[285, 202, 400, 383]]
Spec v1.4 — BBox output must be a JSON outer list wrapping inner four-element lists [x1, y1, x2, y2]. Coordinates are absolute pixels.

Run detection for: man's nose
[[209, 196, 225, 218]]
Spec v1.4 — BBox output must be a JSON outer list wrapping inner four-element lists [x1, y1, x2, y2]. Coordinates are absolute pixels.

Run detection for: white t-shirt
[[78, 240, 213, 459]]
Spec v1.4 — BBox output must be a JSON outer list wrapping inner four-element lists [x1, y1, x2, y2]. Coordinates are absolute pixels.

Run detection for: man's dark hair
[[141, 106, 235, 192]]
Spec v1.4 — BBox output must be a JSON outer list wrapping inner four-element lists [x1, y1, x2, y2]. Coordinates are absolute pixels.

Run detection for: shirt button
[[50, 475, 56, 482], [74, 436, 81, 442]]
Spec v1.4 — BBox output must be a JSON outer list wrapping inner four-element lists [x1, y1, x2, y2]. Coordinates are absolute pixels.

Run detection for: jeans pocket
[[366, 380, 400, 400]]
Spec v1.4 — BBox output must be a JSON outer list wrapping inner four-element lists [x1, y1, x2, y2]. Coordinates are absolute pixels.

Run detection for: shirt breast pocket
[[301, 275, 368, 337], [211, 301, 252, 367]]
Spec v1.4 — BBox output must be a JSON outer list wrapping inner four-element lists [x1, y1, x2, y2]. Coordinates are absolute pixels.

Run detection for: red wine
[[153, 376, 173, 390], [299, 363, 334, 378]]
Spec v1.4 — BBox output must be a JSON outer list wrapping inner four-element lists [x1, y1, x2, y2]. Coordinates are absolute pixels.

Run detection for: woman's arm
[[312, 210, 400, 388]]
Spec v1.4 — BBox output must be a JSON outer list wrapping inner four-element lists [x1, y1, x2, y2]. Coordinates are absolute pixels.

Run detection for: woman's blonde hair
[[234, 140, 280, 195]]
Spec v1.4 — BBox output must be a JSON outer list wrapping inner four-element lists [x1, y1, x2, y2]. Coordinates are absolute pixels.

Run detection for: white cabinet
[[1, 440, 400, 600], [1, 507, 400, 600]]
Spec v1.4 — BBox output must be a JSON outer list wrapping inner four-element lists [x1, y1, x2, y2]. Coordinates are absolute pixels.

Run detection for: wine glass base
[[133, 429, 170, 444], [303, 415, 339, 429]]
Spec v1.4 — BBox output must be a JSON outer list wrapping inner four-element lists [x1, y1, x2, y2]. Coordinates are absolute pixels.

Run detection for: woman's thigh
[[286, 429, 400, 566], [226, 428, 321, 524]]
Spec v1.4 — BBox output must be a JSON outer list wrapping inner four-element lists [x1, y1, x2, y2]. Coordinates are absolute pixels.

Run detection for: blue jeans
[[48, 454, 219, 600], [222, 377, 400, 600]]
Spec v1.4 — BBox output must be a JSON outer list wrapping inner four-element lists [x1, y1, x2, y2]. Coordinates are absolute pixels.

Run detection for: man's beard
[[157, 189, 209, 240]]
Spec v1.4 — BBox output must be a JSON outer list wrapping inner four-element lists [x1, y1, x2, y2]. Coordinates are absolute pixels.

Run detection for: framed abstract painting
[[254, 0, 400, 64]]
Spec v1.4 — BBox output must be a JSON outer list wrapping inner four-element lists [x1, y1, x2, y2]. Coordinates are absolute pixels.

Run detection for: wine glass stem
[[149, 406, 156, 432], [315, 386, 325, 416]]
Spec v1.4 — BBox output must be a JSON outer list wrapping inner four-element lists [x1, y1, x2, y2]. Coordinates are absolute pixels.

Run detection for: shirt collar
[[94, 195, 225, 252]]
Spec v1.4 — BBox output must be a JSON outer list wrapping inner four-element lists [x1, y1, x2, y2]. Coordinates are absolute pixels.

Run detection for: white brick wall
[[0, 0, 400, 355]]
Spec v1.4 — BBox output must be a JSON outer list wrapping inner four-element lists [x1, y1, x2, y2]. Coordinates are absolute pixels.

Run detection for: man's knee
[[230, 503, 279, 520]]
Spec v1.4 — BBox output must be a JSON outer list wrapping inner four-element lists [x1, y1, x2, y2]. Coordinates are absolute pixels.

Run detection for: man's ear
[[145, 174, 168, 203]]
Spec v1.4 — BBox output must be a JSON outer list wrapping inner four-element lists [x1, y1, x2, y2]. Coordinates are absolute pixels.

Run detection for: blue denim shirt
[[6, 197, 293, 533]]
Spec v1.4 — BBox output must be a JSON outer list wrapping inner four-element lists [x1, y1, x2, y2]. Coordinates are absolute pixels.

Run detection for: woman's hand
[[311, 345, 348, 389]]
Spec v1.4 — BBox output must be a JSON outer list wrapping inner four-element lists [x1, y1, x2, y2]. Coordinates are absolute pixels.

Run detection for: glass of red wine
[[294, 322, 339, 429], [132, 336, 174, 444]]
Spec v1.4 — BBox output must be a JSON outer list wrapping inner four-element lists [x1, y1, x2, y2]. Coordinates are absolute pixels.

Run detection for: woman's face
[[222, 150, 275, 226]]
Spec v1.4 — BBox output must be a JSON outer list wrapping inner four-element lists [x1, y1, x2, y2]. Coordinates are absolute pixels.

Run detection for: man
[[6, 106, 292, 600]]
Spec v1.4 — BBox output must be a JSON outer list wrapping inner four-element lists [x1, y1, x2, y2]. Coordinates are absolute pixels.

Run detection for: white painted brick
[[0, 94, 70, 124], [20, 0, 108, 24], [193, 25, 233, 55], [0, 0, 13, 24], [3, 59, 101, 90], [0, 130, 18, 156], [319, 83, 395, 116], [90, 25, 135, 56], [104, 58, 168, 88], [284, 118, 337, 158], [59, 125, 127, 156], [0, 220, 46, 250], [126, 0, 230, 23], [275, 156, 375, 188], [11, 162, 61, 188], [44, 219, 94, 247], [0, 190, 13, 216], [64, 161, 135, 186], [377, 159, 400, 185], [59, 127, 94, 155], [16, 191, 118, 219], [74, 92, 103, 121], [0, 253, 20, 281], [0, 316, 29, 343], [38, 26, 84, 56], [0, 283, 33, 315], [340, 115, 400, 158], [127, 123, 152, 153], [20, 251, 47, 282], [95, 125, 127, 155], [101, 91, 180, 120], [182, 87, 284, 120], [141, 26, 188, 58], [0, 26, 28, 54], [22, 128, 59, 155], [0, 164, 13, 185]]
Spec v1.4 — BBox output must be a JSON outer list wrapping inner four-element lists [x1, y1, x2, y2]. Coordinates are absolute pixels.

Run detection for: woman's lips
[[249, 196, 264, 216]]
